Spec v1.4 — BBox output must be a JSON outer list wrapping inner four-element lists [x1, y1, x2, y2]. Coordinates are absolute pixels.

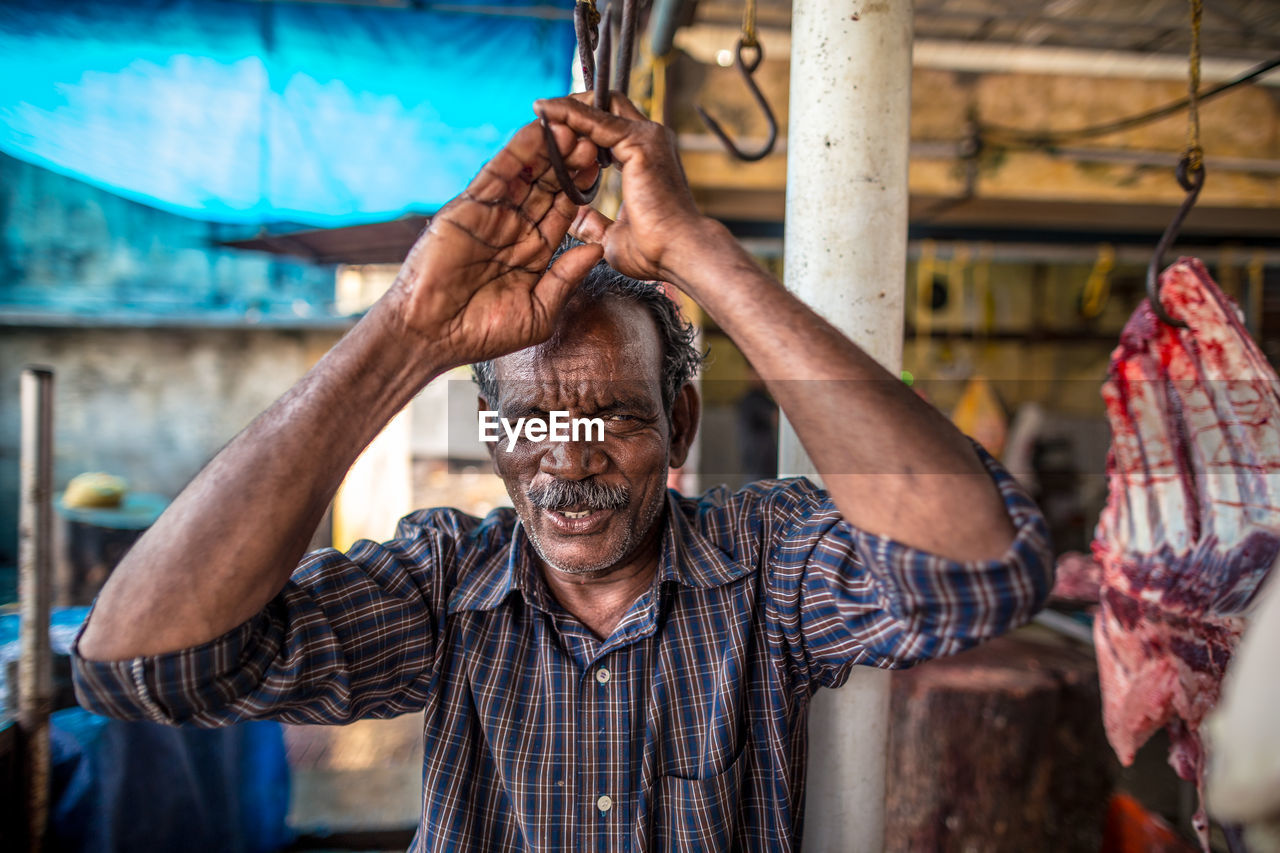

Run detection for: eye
[[608, 414, 635, 422]]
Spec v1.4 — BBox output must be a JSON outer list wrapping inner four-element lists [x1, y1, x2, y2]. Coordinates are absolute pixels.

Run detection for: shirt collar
[[448, 490, 750, 615]]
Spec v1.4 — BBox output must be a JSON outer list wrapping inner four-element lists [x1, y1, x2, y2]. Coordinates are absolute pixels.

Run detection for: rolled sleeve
[[71, 531, 446, 727], [783, 446, 1052, 686]]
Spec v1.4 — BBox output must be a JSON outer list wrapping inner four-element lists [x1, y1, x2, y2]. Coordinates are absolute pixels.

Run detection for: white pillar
[[781, 2, 914, 851]]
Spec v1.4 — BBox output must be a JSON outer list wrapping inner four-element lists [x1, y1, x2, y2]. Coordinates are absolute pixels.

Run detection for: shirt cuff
[[70, 599, 284, 726], [850, 442, 1053, 643]]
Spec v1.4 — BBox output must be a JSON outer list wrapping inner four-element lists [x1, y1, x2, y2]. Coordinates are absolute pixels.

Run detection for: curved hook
[[1145, 154, 1205, 329], [695, 37, 778, 163], [545, 2, 616, 204], [573, 1, 599, 94]]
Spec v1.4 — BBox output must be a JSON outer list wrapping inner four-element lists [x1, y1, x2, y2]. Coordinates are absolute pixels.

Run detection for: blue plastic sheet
[[2, 608, 290, 852], [49, 709, 291, 852], [0, 0, 574, 226]]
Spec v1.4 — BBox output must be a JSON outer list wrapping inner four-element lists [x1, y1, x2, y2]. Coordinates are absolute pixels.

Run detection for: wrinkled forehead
[[491, 297, 664, 412]]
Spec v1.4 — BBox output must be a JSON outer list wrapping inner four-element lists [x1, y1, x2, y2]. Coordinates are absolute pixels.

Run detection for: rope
[[741, 0, 758, 48], [1185, 0, 1204, 173], [651, 51, 672, 125], [915, 240, 937, 337], [577, 0, 599, 32], [982, 54, 1280, 146], [1081, 243, 1115, 319]]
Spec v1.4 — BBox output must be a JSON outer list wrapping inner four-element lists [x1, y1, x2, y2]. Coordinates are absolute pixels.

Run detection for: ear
[[667, 383, 700, 469]]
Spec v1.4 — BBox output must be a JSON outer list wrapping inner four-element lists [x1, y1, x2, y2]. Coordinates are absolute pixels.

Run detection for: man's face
[[486, 297, 695, 578]]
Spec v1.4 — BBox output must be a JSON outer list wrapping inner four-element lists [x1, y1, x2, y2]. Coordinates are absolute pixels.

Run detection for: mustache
[[527, 478, 630, 511]]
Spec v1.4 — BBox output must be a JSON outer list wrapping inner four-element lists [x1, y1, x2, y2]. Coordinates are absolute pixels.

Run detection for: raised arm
[[537, 95, 1014, 562], [77, 121, 604, 660]]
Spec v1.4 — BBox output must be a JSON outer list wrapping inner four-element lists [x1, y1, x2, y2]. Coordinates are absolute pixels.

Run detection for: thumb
[[530, 242, 603, 332]]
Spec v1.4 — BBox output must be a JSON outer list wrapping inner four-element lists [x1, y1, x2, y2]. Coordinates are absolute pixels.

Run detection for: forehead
[[492, 297, 663, 406]]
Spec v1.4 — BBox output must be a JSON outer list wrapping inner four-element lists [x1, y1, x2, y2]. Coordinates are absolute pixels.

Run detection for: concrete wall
[[0, 325, 345, 566]]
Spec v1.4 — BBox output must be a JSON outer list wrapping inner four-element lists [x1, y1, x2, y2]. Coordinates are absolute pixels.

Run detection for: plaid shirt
[[72, 452, 1050, 852]]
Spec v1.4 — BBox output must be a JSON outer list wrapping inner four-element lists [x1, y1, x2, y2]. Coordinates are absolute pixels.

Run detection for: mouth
[[542, 505, 613, 534]]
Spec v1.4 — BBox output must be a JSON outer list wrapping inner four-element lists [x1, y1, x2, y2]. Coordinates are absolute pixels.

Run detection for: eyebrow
[[498, 394, 657, 419]]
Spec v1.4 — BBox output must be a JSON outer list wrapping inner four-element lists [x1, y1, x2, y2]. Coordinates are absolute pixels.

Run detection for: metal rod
[[615, 0, 639, 100], [19, 366, 54, 853]]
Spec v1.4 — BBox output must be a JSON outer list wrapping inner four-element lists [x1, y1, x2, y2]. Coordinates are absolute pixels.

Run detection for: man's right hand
[[383, 119, 604, 371], [534, 94, 713, 287]]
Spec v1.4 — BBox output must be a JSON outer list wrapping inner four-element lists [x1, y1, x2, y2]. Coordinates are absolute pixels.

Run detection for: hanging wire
[[1145, 0, 1206, 330], [981, 54, 1280, 148]]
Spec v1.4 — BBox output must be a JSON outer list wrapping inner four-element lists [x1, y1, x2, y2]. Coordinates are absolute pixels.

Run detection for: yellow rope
[[974, 243, 994, 333], [916, 240, 937, 337], [1081, 243, 1115, 319], [948, 245, 971, 321], [1186, 0, 1204, 172], [651, 51, 672, 125], [742, 0, 758, 48]]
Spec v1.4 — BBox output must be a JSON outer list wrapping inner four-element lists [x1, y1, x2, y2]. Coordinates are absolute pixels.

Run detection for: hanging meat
[[1093, 257, 1280, 849]]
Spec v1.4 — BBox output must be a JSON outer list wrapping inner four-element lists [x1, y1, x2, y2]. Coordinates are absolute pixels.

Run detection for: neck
[[539, 537, 663, 641]]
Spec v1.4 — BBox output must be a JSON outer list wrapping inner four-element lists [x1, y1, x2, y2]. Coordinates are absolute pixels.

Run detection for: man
[[73, 95, 1051, 851]]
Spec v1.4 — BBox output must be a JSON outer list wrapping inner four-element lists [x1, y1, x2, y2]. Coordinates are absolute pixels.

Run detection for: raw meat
[[1093, 258, 1280, 848], [1051, 551, 1102, 603]]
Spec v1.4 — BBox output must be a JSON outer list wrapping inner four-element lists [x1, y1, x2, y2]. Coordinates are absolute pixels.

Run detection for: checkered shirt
[[72, 451, 1051, 852]]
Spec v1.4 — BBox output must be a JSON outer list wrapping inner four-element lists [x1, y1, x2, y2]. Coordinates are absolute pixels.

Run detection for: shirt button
[[597, 794, 613, 814], [595, 667, 611, 685]]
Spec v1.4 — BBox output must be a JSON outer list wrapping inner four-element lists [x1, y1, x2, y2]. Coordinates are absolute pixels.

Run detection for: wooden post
[[19, 366, 54, 853]]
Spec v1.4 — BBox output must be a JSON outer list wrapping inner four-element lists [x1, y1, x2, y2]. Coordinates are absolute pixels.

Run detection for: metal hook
[[695, 37, 778, 163], [1145, 153, 1205, 329], [542, 2, 616, 204], [545, 0, 638, 205]]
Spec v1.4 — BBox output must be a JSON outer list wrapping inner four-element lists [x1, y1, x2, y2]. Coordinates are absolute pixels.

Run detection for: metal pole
[[19, 366, 54, 853], [781, 2, 914, 851]]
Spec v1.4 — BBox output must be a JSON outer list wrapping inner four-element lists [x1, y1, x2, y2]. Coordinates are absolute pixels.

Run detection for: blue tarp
[[49, 709, 291, 853], [1, 607, 291, 851], [0, 0, 575, 226]]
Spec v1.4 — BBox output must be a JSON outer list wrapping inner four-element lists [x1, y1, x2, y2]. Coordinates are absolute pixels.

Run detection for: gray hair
[[471, 238, 704, 411]]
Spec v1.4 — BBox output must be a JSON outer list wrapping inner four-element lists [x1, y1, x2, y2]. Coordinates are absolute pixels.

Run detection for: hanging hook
[[544, 0, 640, 205], [540, 2, 619, 204], [1145, 154, 1205, 330], [695, 36, 778, 162]]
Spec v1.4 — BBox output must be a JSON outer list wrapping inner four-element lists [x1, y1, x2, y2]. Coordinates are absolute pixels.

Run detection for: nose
[[539, 438, 607, 480]]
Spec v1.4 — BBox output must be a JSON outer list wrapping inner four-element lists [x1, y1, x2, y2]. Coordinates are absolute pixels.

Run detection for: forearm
[[663, 219, 1014, 560], [77, 301, 442, 660]]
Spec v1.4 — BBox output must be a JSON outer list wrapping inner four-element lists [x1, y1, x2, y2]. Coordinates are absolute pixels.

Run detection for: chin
[[530, 536, 632, 576]]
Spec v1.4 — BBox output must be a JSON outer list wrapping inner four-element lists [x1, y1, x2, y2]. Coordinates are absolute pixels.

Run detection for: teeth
[[561, 509, 591, 519]]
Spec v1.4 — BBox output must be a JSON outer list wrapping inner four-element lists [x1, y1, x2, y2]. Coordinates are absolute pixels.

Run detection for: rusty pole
[[19, 366, 54, 853]]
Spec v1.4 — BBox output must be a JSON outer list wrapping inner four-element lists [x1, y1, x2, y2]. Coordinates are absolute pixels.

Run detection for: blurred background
[[1, 1, 1278, 851]]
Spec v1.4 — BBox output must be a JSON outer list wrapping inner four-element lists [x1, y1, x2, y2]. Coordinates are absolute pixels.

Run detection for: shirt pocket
[[654, 746, 747, 852]]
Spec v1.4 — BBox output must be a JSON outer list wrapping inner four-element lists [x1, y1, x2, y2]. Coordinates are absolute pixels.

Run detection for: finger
[[533, 96, 640, 156], [530, 242, 603, 333], [608, 93, 649, 122], [569, 206, 614, 245], [467, 120, 551, 203], [545, 119, 600, 174], [467, 119, 597, 211]]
